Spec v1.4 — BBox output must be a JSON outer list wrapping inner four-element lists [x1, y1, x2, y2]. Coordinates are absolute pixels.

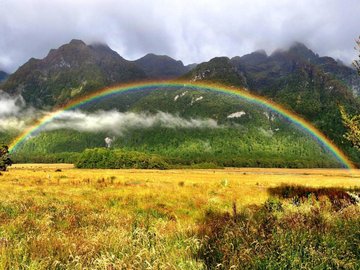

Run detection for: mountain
[[179, 43, 360, 162], [181, 56, 247, 87], [231, 42, 360, 96], [229, 42, 359, 118], [0, 71, 8, 82], [1, 39, 147, 107], [2, 40, 360, 165], [134, 53, 193, 79], [287, 43, 360, 95], [313, 56, 360, 96]]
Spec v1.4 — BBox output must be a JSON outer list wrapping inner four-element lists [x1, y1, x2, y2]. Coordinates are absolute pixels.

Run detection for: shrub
[[268, 184, 359, 210], [75, 148, 169, 169], [0, 144, 12, 171], [196, 188, 360, 269]]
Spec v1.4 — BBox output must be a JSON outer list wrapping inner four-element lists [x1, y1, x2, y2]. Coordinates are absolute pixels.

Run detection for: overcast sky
[[1, 0, 359, 72]]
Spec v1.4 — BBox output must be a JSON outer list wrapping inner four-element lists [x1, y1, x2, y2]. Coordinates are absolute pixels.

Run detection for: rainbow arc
[[9, 81, 355, 169]]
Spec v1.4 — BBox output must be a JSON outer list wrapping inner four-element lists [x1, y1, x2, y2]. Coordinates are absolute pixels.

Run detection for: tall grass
[[0, 197, 203, 269], [196, 186, 360, 269], [0, 166, 359, 269]]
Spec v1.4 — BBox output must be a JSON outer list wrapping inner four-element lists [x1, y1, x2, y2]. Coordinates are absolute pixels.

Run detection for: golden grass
[[0, 164, 359, 269], [3, 165, 360, 224]]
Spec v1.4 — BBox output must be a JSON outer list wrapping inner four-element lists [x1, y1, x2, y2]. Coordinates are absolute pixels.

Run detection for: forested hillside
[[1, 40, 359, 167], [10, 87, 344, 168]]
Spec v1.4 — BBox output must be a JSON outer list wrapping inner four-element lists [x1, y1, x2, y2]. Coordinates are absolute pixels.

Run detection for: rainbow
[[8, 81, 355, 169]]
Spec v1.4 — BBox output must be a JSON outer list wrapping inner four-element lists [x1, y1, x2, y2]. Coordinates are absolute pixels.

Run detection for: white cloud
[[43, 110, 219, 135], [0, 117, 27, 131], [0, 92, 38, 131], [227, 111, 246, 118], [0, 91, 25, 115], [0, 92, 219, 133]]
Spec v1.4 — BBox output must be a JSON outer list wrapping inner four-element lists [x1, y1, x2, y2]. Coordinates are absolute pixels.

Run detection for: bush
[[12, 152, 80, 163], [196, 188, 360, 269], [0, 144, 12, 171], [75, 148, 169, 169], [268, 184, 359, 210]]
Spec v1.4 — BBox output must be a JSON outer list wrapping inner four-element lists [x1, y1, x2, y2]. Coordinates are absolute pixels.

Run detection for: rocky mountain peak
[[1, 39, 146, 107], [89, 42, 114, 53], [233, 50, 268, 66], [134, 53, 189, 79], [288, 42, 318, 61], [69, 39, 87, 46], [183, 56, 247, 87]]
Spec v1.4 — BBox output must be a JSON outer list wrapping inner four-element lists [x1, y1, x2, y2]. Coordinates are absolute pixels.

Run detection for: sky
[[1, 0, 359, 72]]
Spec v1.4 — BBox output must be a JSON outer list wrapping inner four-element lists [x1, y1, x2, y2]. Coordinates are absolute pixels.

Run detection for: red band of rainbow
[[8, 81, 355, 169]]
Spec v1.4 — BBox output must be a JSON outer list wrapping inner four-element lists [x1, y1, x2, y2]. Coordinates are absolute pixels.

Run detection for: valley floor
[[0, 165, 359, 269], [6, 164, 359, 207]]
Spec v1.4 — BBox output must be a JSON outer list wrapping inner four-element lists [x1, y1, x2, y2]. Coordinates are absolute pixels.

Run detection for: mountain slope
[[134, 53, 192, 79], [179, 43, 360, 162], [181, 57, 247, 87], [1, 39, 147, 107], [2, 41, 360, 165], [231, 42, 360, 97], [12, 86, 342, 168], [0, 71, 8, 82]]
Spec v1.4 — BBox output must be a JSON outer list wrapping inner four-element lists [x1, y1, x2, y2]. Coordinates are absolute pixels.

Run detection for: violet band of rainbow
[[8, 81, 355, 169]]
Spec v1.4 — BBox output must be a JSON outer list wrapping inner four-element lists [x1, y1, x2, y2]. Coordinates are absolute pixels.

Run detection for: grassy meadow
[[0, 164, 359, 269]]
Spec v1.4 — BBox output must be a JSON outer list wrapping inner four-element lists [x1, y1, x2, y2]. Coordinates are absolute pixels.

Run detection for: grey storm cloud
[[1, 0, 360, 72]]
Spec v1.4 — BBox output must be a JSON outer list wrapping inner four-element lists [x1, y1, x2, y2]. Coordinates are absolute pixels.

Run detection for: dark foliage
[[75, 148, 169, 169], [268, 184, 360, 210], [196, 186, 360, 269], [0, 145, 12, 171]]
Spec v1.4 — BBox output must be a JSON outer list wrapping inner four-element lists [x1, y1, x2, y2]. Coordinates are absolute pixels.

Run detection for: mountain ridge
[[134, 53, 194, 80], [0, 71, 8, 82], [1, 40, 359, 153], [1, 39, 360, 165], [0, 39, 147, 107], [2, 40, 359, 105]]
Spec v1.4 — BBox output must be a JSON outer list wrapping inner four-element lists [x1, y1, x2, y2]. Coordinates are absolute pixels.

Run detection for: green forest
[[3, 86, 359, 168], [11, 125, 342, 168]]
